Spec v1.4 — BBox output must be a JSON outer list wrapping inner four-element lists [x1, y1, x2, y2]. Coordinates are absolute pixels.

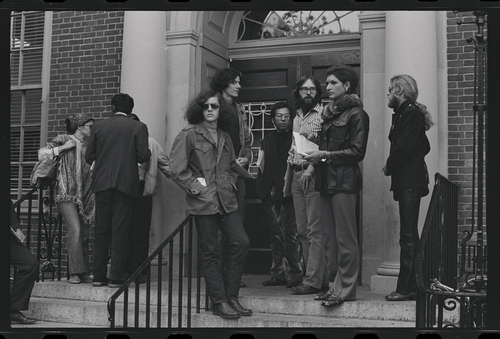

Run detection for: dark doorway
[[232, 53, 361, 278]]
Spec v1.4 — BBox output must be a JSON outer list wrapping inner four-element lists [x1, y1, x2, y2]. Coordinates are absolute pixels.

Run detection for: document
[[293, 131, 318, 156]]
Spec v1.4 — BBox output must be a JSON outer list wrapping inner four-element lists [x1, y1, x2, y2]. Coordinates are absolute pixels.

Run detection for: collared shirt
[[287, 103, 323, 166]]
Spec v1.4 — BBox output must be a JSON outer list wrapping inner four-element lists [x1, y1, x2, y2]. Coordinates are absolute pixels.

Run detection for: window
[[10, 11, 46, 198], [238, 11, 360, 41]]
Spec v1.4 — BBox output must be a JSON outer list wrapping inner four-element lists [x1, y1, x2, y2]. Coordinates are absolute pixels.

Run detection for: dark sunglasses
[[203, 103, 220, 110]]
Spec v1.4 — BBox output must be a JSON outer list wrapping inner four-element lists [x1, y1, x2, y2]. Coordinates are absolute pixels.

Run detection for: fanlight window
[[238, 11, 360, 41]]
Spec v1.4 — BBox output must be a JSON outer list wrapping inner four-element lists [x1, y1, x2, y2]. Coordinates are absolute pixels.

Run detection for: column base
[[370, 275, 398, 294]]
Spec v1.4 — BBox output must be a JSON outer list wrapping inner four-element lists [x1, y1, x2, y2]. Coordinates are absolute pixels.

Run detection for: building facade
[[10, 10, 485, 291]]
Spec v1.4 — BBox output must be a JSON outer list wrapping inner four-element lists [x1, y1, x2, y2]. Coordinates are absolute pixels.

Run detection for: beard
[[297, 94, 321, 113], [387, 95, 399, 109]]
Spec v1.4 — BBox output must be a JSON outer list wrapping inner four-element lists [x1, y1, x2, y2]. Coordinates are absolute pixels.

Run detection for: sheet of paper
[[197, 177, 207, 187], [293, 131, 318, 156]]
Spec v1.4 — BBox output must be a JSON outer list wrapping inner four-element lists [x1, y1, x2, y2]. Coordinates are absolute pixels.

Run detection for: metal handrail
[[107, 215, 204, 328]]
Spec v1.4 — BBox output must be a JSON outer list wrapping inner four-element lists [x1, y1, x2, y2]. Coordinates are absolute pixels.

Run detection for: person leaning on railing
[[170, 89, 252, 320], [38, 113, 95, 285]]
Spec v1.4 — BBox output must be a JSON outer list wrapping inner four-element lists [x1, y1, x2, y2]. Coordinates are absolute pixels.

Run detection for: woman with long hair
[[170, 90, 251, 319], [38, 113, 95, 284], [305, 65, 370, 306]]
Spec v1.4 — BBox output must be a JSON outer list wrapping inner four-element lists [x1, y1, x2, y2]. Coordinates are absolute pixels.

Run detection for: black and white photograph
[[4, 4, 499, 337]]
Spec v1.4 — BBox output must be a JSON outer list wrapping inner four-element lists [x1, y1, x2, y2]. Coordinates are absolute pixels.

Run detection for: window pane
[[11, 13, 22, 50], [11, 51, 20, 86], [24, 12, 45, 49], [11, 91, 22, 125], [22, 164, 35, 190], [11, 164, 20, 190], [23, 126, 40, 162], [25, 89, 42, 125], [11, 127, 21, 163], [21, 49, 43, 85]]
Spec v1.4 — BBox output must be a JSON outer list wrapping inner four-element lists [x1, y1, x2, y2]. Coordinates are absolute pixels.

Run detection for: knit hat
[[326, 65, 359, 94], [68, 113, 94, 129]]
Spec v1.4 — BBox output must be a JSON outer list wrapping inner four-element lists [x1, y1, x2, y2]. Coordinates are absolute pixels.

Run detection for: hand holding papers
[[293, 131, 318, 156]]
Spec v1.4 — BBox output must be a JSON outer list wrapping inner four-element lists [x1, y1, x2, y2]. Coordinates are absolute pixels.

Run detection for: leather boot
[[228, 299, 253, 316], [212, 302, 241, 319]]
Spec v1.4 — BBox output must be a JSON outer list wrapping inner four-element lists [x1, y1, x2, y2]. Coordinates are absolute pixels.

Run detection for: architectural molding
[[165, 30, 201, 47]]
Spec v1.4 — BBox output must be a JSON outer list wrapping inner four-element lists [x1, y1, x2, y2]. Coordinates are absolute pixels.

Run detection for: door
[[232, 52, 361, 277]]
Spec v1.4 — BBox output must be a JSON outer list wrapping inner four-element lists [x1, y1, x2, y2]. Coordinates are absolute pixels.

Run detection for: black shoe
[[108, 280, 124, 288], [240, 281, 246, 288], [92, 279, 108, 287], [10, 311, 36, 324], [291, 283, 320, 295], [320, 294, 345, 307], [212, 302, 241, 319], [385, 292, 416, 301], [314, 291, 331, 300], [286, 280, 300, 288], [262, 278, 286, 286], [228, 299, 253, 316]]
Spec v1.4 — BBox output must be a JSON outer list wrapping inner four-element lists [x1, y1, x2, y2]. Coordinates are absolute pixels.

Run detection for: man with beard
[[285, 76, 331, 295]]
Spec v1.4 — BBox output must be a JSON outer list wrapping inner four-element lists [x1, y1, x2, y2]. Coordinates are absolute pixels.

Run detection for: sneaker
[[69, 274, 81, 284]]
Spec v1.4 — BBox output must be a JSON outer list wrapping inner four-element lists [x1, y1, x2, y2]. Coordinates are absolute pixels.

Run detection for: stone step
[[24, 297, 415, 328], [31, 276, 418, 323]]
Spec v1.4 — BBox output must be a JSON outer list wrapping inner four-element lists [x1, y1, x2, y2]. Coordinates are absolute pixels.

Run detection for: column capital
[[166, 30, 201, 47], [358, 11, 386, 30]]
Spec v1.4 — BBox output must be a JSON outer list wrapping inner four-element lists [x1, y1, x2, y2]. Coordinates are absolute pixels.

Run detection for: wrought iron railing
[[13, 177, 63, 281], [415, 173, 486, 328], [107, 215, 206, 328]]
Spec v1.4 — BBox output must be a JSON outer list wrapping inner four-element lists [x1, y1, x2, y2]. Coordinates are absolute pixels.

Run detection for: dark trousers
[[10, 237, 39, 310], [262, 196, 302, 283], [94, 189, 133, 281], [395, 188, 421, 294], [126, 194, 153, 276], [195, 212, 249, 304]]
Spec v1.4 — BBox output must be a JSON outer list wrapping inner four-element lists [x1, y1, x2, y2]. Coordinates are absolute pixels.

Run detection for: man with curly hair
[[210, 68, 252, 287]]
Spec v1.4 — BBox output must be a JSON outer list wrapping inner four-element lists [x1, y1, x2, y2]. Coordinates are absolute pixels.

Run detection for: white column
[[374, 11, 441, 292], [120, 11, 170, 259]]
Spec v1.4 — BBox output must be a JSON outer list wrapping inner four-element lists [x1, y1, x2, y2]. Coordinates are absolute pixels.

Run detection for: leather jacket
[[314, 94, 370, 194], [170, 123, 239, 215]]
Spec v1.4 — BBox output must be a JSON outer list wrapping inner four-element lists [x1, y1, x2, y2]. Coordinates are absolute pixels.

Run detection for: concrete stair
[[17, 275, 417, 328]]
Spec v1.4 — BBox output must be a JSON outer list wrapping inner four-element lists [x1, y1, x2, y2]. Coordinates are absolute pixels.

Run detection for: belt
[[292, 164, 309, 172]]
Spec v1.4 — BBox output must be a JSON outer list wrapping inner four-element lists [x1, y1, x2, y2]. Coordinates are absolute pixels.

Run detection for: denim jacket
[[170, 123, 240, 215]]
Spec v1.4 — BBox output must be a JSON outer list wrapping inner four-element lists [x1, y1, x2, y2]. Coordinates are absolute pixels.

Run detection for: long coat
[[169, 123, 240, 216], [85, 113, 151, 198], [385, 100, 430, 195]]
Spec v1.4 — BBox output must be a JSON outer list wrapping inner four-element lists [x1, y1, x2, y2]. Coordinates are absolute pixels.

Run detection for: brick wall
[[48, 10, 124, 140], [47, 11, 125, 277], [447, 11, 487, 245]]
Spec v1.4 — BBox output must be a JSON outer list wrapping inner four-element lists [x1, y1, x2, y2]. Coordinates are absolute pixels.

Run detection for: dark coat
[[256, 130, 293, 202], [385, 100, 430, 195], [85, 114, 151, 198], [315, 94, 370, 195], [169, 123, 240, 215]]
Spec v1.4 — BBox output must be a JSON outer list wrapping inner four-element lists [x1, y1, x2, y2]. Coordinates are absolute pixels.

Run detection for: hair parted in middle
[[184, 90, 230, 131], [390, 74, 434, 130], [209, 68, 242, 94], [292, 75, 323, 106]]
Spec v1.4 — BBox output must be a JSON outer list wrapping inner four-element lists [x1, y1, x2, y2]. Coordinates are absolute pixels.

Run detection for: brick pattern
[[46, 11, 125, 277], [48, 11, 124, 140], [446, 11, 487, 244]]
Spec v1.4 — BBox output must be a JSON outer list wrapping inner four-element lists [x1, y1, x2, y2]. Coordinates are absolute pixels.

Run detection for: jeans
[[93, 189, 133, 281], [195, 212, 249, 304], [322, 193, 358, 301], [262, 196, 302, 283], [57, 201, 90, 275], [395, 188, 421, 294], [291, 170, 328, 289], [126, 194, 153, 275]]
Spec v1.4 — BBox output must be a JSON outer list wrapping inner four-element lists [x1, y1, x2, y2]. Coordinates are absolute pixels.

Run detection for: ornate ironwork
[[238, 11, 359, 41], [37, 177, 63, 281]]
